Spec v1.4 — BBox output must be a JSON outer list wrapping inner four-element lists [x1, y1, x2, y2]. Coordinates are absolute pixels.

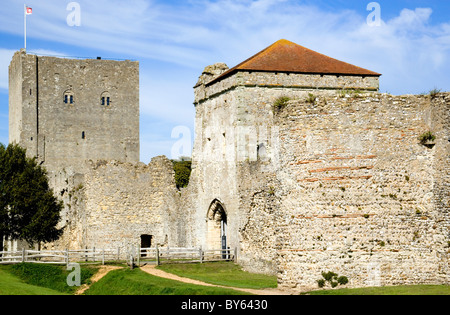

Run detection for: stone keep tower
[[9, 49, 140, 175]]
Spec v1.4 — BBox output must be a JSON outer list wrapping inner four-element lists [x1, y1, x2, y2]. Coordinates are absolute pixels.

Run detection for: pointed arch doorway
[[206, 199, 227, 252]]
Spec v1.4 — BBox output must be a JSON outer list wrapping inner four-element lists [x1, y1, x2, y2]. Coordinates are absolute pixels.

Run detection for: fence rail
[[0, 247, 237, 266], [138, 246, 237, 266]]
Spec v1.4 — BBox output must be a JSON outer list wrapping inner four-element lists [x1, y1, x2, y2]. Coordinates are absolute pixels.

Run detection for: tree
[[171, 159, 192, 189], [0, 143, 63, 246]]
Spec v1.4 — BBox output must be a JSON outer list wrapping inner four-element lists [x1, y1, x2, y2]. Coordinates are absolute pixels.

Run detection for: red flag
[[26, 7, 32, 15]]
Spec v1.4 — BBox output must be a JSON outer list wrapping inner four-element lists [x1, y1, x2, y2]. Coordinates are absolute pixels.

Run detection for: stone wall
[[191, 63, 448, 291], [51, 156, 182, 255], [272, 93, 449, 291]]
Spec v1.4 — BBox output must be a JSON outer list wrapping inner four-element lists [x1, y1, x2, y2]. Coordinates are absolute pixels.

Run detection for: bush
[[317, 271, 349, 289], [273, 96, 291, 111], [171, 159, 192, 189], [418, 131, 436, 145], [306, 93, 317, 104]]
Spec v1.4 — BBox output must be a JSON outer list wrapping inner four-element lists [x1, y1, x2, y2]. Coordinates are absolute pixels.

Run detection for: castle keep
[[7, 40, 449, 292], [9, 49, 140, 175]]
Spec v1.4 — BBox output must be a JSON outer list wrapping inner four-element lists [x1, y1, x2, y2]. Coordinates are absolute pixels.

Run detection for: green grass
[[0, 267, 66, 295], [84, 267, 248, 295], [157, 262, 277, 289], [0, 263, 97, 295], [305, 285, 450, 295]]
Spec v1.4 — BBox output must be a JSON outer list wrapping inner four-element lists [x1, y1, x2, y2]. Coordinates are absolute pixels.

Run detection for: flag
[[26, 7, 32, 15]]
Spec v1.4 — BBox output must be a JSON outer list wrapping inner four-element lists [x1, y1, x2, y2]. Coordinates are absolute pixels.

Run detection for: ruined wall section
[[82, 156, 180, 253], [273, 93, 449, 291], [50, 156, 182, 254]]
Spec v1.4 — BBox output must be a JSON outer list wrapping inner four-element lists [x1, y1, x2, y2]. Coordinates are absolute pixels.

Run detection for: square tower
[[9, 49, 140, 175]]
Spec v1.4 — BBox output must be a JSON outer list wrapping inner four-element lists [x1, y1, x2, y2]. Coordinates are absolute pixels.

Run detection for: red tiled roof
[[207, 39, 381, 86]]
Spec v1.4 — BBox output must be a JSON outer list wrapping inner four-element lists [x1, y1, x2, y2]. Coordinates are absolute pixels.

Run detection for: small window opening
[[82, 131, 85, 140], [101, 92, 111, 106], [64, 90, 74, 105]]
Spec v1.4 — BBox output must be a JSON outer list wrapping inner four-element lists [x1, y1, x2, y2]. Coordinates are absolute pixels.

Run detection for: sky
[[0, 0, 449, 163]]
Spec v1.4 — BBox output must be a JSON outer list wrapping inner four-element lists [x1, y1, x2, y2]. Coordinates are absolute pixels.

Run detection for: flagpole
[[24, 4, 27, 51]]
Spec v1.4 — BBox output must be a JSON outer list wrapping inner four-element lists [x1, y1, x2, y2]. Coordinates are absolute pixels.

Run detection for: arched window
[[64, 90, 74, 105], [101, 91, 111, 106]]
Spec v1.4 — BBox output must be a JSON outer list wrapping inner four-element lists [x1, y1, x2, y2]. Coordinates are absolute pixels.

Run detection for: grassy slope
[[0, 263, 96, 295], [0, 268, 66, 295], [157, 262, 277, 289]]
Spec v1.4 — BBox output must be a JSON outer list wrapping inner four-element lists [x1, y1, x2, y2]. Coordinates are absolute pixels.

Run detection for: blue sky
[[0, 0, 449, 163]]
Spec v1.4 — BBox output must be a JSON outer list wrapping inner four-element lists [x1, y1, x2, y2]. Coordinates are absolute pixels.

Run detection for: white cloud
[[0, 49, 15, 90]]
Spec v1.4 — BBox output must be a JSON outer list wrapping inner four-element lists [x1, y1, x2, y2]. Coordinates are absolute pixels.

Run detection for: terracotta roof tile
[[207, 39, 381, 86]]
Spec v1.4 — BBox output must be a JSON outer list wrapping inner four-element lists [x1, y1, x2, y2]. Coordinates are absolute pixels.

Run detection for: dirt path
[[140, 265, 291, 295], [75, 265, 123, 295]]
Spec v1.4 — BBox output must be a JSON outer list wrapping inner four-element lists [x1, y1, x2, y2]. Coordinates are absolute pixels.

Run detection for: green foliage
[[318, 271, 349, 289], [418, 131, 436, 145], [0, 143, 63, 245], [273, 96, 291, 111], [171, 159, 192, 189], [429, 88, 441, 98], [306, 93, 317, 104]]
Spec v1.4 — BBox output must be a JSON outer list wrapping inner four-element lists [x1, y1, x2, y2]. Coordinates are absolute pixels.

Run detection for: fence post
[[22, 248, 25, 263], [102, 249, 105, 265], [117, 247, 120, 262], [156, 245, 160, 266], [65, 249, 69, 266], [234, 247, 237, 263], [199, 246, 203, 264], [137, 245, 140, 267]]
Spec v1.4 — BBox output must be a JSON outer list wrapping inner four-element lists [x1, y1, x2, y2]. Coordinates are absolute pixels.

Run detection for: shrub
[[171, 159, 192, 189], [337, 276, 349, 285], [317, 271, 349, 289], [429, 88, 441, 98], [306, 93, 316, 104], [418, 131, 436, 145], [273, 96, 291, 111]]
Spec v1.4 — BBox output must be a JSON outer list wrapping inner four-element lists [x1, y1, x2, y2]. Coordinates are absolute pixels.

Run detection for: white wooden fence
[[0, 246, 237, 266], [0, 248, 120, 266], [137, 246, 237, 266]]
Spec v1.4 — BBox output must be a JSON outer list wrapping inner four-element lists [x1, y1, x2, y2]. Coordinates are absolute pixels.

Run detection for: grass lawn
[[0, 263, 97, 295], [0, 267, 67, 295], [305, 285, 450, 295], [157, 261, 278, 289], [84, 267, 248, 295]]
